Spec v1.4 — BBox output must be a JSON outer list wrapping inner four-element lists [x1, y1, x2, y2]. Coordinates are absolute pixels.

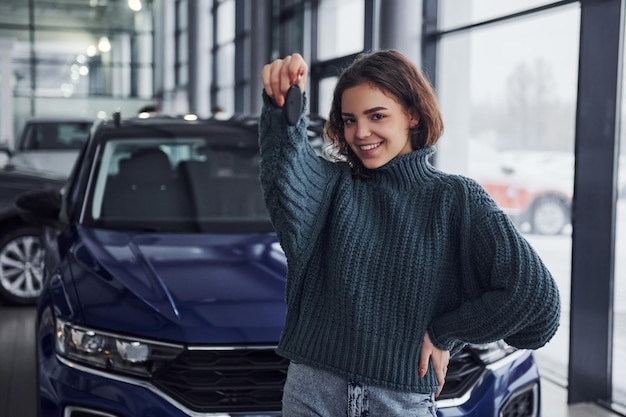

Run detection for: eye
[[371, 113, 385, 121], [342, 118, 355, 126]]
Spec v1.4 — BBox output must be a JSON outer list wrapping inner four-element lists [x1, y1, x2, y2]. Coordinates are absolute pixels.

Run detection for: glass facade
[[437, 3, 580, 386], [317, 0, 364, 60], [216, 0, 235, 44], [175, 0, 189, 86], [0, 0, 154, 140], [439, 0, 569, 30], [215, 42, 236, 112]]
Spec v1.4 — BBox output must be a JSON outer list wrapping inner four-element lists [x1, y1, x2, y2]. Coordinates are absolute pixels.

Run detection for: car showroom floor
[[0, 303, 622, 417]]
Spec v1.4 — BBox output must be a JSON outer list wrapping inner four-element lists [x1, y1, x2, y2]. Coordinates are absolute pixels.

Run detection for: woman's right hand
[[420, 333, 450, 398], [261, 53, 308, 107]]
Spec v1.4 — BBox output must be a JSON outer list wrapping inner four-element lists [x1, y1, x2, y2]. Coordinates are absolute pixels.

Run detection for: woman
[[259, 50, 560, 417]]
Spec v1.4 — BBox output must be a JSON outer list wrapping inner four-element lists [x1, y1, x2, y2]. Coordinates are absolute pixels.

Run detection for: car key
[[284, 84, 302, 126]]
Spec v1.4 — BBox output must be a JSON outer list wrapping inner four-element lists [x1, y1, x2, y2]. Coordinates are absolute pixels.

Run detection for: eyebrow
[[341, 106, 388, 117]]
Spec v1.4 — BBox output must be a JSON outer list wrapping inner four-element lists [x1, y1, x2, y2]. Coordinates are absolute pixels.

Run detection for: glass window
[[280, 5, 306, 55], [90, 132, 271, 233], [0, 2, 29, 25], [216, 89, 234, 115], [317, 0, 364, 60], [318, 77, 338, 120], [216, 0, 236, 45], [614, 47, 626, 409], [10, 49, 33, 97], [216, 43, 235, 87], [2, 1, 153, 100], [175, 0, 189, 86], [29, 28, 97, 97], [19, 121, 91, 151], [439, 0, 565, 30], [33, 0, 136, 31], [213, 0, 236, 112], [437, 4, 580, 385]]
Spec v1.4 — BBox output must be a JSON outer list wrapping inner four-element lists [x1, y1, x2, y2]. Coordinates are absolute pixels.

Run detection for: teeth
[[360, 143, 381, 151]]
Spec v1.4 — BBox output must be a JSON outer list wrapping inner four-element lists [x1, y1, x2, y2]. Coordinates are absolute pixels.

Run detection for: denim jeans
[[282, 362, 438, 417]]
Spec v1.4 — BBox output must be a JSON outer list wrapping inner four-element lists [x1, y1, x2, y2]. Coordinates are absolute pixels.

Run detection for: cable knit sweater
[[258, 93, 561, 393]]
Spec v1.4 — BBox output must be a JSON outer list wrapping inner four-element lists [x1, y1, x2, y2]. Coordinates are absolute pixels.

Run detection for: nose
[[355, 121, 371, 139]]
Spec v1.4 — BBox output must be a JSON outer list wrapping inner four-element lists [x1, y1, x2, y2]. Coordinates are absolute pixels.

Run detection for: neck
[[368, 147, 440, 188]]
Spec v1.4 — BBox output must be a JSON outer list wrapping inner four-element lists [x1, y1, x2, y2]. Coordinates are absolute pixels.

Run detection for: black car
[[0, 167, 65, 304]]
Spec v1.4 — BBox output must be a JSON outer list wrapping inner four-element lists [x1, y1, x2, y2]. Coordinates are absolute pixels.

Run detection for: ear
[[409, 114, 420, 128]]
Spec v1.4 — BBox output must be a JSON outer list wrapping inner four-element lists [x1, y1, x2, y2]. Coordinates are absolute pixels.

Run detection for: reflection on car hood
[[9, 151, 79, 178], [70, 226, 287, 344]]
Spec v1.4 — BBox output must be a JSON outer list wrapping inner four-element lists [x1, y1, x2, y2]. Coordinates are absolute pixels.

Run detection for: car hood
[[8, 151, 78, 177], [68, 226, 288, 345]]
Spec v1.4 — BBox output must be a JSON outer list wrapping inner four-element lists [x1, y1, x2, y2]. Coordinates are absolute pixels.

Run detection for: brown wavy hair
[[323, 49, 444, 177]]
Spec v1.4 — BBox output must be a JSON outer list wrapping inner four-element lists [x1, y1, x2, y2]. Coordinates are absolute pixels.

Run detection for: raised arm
[[258, 54, 339, 262]]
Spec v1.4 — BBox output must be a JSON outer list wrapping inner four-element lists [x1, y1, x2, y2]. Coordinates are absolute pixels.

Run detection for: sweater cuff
[[261, 89, 307, 123], [427, 324, 457, 352], [262, 89, 281, 108]]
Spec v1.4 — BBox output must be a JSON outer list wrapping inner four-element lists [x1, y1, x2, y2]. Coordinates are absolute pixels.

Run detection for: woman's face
[[341, 83, 418, 169]]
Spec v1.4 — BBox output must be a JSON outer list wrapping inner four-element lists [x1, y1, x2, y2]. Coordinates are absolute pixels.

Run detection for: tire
[[529, 194, 570, 236], [0, 225, 45, 305]]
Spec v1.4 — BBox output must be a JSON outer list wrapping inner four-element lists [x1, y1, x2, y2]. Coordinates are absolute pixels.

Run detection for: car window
[[86, 132, 271, 233], [21, 122, 91, 151]]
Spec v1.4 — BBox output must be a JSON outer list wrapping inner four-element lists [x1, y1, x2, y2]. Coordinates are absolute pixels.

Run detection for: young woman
[[259, 50, 560, 417]]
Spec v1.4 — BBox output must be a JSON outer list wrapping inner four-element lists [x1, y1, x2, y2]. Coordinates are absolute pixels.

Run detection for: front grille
[[151, 345, 485, 412], [152, 347, 288, 413], [437, 347, 485, 401]]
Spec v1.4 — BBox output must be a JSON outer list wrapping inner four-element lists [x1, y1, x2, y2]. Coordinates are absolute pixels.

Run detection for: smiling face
[[341, 83, 418, 170]]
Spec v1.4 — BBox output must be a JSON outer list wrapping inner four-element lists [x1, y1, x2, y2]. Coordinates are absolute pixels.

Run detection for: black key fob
[[284, 84, 302, 126]]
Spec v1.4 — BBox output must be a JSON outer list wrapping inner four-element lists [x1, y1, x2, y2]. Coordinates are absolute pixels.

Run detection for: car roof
[[91, 112, 326, 139], [99, 113, 259, 130], [23, 116, 95, 123]]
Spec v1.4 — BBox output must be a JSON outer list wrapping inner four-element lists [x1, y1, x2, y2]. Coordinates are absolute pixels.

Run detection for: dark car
[[17, 112, 543, 417], [0, 167, 65, 304], [0, 116, 93, 178]]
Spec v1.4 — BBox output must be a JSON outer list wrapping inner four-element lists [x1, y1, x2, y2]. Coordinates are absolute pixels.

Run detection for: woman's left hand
[[419, 333, 450, 397]]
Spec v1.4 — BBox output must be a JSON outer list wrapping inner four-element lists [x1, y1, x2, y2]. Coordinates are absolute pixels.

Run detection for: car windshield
[[85, 127, 272, 233], [21, 121, 91, 151]]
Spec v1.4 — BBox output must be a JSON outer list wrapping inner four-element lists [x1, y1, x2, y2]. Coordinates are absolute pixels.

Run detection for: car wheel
[[0, 225, 45, 305], [529, 194, 570, 235]]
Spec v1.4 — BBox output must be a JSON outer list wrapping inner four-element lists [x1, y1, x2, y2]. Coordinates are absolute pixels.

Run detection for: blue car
[[17, 112, 542, 417]]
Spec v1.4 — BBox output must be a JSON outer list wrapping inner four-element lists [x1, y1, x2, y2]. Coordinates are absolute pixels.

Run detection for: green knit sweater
[[258, 94, 561, 393]]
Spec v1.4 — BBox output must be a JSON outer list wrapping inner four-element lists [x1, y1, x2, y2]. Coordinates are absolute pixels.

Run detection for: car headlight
[[469, 340, 517, 364], [55, 318, 184, 378]]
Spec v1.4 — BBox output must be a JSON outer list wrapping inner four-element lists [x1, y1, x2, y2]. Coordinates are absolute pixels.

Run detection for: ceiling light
[[98, 37, 111, 53], [128, 0, 142, 12]]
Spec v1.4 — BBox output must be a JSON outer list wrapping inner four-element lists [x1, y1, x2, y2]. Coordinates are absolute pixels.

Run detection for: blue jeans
[[282, 362, 438, 417]]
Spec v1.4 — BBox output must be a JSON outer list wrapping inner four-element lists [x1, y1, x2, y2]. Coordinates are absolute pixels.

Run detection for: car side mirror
[[15, 188, 64, 228], [0, 141, 12, 157]]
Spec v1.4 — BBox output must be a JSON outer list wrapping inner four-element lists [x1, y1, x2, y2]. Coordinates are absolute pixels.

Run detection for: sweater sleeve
[[428, 178, 561, 351], [258, 91, 337, 261]]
